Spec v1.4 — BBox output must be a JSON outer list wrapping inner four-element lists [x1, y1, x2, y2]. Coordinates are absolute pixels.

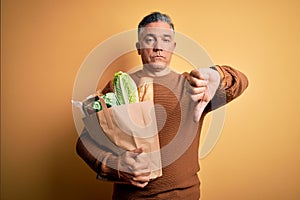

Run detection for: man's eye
[[163, 39, 171, 43], [145, 38, 155, 43]]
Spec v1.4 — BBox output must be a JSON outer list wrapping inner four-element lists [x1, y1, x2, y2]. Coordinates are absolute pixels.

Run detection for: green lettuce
[[91, 92, 120, 112], [113, 71, 138, 104], [101, 92, 120, 107]]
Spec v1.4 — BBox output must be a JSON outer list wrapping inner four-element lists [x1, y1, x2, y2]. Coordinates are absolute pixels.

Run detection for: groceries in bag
[[73, 71, 162, 179]]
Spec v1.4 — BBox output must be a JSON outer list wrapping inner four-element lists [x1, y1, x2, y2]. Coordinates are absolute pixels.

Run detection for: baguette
[[138, 77, 153, 102]]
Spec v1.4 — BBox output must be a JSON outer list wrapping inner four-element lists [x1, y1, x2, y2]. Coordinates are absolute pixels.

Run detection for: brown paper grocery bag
[[84, 98, 162, 179], [82, 112, 125, 156]]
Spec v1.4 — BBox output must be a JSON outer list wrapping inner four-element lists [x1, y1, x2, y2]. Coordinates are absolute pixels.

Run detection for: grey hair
[[138, 12, 175, 35]]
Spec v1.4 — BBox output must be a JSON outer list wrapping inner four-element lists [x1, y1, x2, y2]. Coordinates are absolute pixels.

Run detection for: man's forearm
[[205, 65, 248, 112], [76, 130, 118, 178], [216, 65, 249, 101]]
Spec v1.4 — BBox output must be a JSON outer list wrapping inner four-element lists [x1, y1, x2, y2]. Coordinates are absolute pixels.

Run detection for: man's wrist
[[210, 65, 224, 89], [100, 153, 119, 179]]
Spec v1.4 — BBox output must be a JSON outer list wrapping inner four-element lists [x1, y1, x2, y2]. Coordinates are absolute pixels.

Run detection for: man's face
[[136, 21, 176, 71]]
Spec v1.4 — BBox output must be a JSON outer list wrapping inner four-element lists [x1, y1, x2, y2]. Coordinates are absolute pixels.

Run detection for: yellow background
[[2, 0, 300, 199]]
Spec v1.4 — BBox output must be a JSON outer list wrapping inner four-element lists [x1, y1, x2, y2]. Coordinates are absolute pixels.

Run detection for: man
[[76, 12, 248, 199]]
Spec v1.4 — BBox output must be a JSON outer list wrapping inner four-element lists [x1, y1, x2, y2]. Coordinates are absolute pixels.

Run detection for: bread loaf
[[138, 77, 153, 102]]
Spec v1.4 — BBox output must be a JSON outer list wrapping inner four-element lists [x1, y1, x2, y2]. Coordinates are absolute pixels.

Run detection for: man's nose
[[153, 40, 163, 52]]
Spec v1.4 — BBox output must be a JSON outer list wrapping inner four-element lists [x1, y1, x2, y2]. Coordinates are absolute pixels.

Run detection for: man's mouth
[[151, 55, 165, 59]]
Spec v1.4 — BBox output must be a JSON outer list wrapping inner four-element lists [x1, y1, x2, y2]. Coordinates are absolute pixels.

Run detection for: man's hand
[[185, 68, 220, 122], [118, 148, 151, 188]]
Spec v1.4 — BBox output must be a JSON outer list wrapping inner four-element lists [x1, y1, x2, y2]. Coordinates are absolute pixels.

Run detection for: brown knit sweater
[[76, 65, 248, 200]]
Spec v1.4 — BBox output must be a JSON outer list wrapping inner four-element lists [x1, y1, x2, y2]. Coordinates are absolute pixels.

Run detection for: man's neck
[[142, 65, 171, 77]]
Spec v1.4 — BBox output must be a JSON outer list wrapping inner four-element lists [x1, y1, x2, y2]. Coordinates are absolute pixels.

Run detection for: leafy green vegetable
[[113, 71, 138, 104], [91, 92, 120, 112], [101, 92, 120, 107]]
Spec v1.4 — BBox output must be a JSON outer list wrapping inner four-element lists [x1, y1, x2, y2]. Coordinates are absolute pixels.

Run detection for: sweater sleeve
[[76, 129, 110, 174], [204, 65, 249, 112], [76, 129, 121, 181]]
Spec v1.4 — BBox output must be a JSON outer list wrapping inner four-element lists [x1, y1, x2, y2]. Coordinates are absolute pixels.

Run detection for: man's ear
[[173, 42, 177, 51], [136, 42, 141, 55]]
